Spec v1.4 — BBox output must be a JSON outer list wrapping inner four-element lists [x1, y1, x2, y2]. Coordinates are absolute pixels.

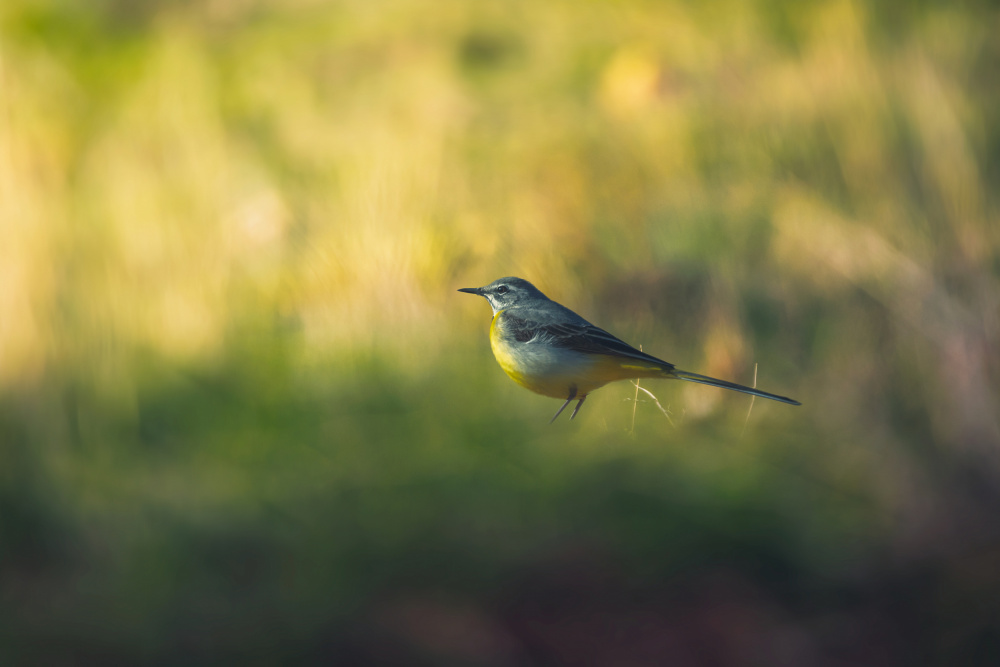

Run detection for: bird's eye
[[495, 285, 509, 294]]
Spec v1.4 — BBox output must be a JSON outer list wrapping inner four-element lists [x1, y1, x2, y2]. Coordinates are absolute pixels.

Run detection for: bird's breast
[[490, 311, 596, 398]]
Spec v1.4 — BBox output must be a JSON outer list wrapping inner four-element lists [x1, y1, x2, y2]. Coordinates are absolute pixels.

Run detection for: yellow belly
[[488, 311, 667, 399]]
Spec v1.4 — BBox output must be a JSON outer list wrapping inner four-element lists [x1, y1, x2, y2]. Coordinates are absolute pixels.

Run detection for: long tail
[[670, 369, 801, 406]]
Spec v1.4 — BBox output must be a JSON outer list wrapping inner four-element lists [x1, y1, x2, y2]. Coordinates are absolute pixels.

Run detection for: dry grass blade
[[629, 381, 675, 426], [740, 363, 758, 439]]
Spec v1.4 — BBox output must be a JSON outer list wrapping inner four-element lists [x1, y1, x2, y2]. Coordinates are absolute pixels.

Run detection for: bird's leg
[[549, 385, 578, 423], [570, 396, 587, 420]]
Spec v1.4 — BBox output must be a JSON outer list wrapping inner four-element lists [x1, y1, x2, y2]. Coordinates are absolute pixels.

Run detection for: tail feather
[[671, 369, 801, 406]]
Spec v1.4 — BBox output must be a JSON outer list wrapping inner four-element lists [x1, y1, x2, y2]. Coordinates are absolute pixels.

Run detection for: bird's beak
[[457, 287, 483, 295]]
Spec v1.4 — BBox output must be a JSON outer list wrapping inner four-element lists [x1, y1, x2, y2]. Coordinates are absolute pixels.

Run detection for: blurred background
[[2, 0, 999, 664]]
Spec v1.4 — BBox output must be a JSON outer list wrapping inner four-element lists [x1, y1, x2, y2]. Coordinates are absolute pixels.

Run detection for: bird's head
[[458, 276, 547, 314]]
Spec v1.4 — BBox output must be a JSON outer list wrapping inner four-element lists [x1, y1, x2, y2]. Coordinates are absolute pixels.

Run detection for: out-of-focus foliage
[[2, 0, 999, 664]]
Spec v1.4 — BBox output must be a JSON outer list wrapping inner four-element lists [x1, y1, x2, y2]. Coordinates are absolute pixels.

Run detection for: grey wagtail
[[460, 276, 801, 422]]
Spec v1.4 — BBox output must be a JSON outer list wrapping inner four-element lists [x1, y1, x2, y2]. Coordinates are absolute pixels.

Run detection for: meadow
[[1, 0, 998, 663]]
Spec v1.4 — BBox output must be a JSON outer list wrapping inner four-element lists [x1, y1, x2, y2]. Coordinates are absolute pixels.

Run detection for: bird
[[459, 276, 800, 422]]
